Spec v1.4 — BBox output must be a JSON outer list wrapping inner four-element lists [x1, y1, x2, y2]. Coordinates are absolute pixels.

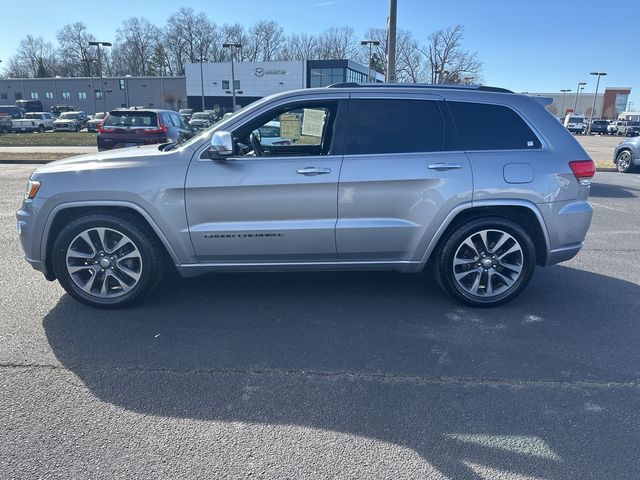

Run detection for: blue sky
[[2, 0, 637, 106]]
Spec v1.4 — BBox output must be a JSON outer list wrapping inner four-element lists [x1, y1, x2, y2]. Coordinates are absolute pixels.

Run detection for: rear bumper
[[540, 199, 593, 266]]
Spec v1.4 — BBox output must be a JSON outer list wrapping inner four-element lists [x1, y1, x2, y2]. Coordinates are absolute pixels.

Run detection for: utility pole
[[196, 54, 207, 111], [89, 41, 112, 113], [386, 0, 397, 82], [587, 71, 607, 134], [223, 43, 242, 112], [559, 89, 571, 118], [361, 40, 380, 83]]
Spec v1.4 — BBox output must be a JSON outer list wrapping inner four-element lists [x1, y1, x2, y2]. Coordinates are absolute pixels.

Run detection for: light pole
[[587, 71, 607, 134], [386, 0, 397, 82], [573, 81, 586, 113], [195, 56, 207, 111], [360, 40, 380, 83], [559, 89, 571, 118], [89, 41, 112, 113], [223, 43, 242, 112], [82, 58, 98, 114]]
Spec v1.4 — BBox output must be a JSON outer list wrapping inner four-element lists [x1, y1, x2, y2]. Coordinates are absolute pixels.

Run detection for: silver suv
[[17, 84, 595, 308]]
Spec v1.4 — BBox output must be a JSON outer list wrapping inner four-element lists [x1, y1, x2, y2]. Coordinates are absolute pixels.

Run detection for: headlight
[[25, 180, 41, 199]]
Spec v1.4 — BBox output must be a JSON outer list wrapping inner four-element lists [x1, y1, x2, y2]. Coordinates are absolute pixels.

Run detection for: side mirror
[[208, 131, 233, 158]]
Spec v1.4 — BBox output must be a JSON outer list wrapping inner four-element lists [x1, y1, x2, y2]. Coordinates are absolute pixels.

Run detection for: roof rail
[[326, 82, 513, 94]]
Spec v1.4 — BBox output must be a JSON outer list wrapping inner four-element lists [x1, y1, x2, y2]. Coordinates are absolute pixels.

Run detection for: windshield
[[25, 113, 41, 119], [191, 113, 209, 119], [59, 112, 80, 119], [568, 117, 583, 123], [93, 113, 105, 119], [593, 121, 608, 126]]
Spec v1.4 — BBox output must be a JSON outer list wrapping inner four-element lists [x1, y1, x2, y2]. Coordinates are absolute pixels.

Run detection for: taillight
[[97, 123, 116, 133], [569, 160, 596, 186], [142, 125, 168, 134]]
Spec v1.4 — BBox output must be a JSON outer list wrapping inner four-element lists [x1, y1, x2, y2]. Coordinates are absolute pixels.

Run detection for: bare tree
[[164, 7, 221, 75], [281, 33, 321, 60], [362, 27, 423, 82], [220, 24, 251, 61], [6, 36, 59, 78], [318, 26, 359, 59], [113, 17, 161, 76], [420, 25, 482, 84], [56, 22, 96, 76], [245, 20, 285, 61]]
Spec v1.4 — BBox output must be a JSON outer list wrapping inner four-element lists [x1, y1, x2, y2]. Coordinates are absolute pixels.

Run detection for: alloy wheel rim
[[618, 152, 631, 171], [452, 229, 524, 298], [65, 227, 142, 298]]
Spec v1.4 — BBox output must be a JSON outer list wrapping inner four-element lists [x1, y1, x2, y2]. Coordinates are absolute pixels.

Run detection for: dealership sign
[[254, 67, 288, 77]]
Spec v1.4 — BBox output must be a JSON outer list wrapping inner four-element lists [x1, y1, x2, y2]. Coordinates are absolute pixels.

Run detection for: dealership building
[[0, 59, 382, 115], [184, 59, 384, 112], [529, 87, 632, 119]]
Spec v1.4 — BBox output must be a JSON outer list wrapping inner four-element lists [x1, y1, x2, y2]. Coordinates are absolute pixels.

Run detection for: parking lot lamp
[[89, 41, 112, 113], [360, 40, 380, 83], [587, 72, 607, 134], [573, 81, 586, 113], [195, 57, 207, 111], [559, 89, 571, 118], [223, 43, 242, 112]]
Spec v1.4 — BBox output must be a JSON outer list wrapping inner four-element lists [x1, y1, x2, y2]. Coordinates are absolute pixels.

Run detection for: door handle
[[297, 167, 332, 176], [427, 162, 463, 171]]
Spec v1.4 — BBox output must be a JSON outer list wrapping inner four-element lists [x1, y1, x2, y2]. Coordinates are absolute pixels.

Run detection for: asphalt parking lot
[[1, 164, 640, 479]]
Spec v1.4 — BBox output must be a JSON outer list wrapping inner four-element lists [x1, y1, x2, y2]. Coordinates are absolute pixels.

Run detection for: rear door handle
[[427, 162, 463, 171], [297, 167, 332, 176]]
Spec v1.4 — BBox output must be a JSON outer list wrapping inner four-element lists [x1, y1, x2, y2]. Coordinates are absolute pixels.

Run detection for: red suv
[[97, 108, 195, 151]]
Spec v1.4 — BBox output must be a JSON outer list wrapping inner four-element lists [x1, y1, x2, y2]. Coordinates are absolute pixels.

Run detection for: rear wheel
[[434, 217, 536, 307], [616, 150, 634, 173], [51, 214, 166, 308]]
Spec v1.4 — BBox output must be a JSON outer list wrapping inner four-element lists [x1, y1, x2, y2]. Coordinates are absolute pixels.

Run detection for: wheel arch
[[419, 200, 550, 270], [42, 201, 180, 281]]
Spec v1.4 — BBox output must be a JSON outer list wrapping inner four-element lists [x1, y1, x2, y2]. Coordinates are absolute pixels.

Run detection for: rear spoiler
[[528, 95, 554, 107]]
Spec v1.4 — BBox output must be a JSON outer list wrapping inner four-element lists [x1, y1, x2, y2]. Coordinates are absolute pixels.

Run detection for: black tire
[[433, 217, 536, 307], [616, 149, 634, 173], [51, 213, 167, 308]]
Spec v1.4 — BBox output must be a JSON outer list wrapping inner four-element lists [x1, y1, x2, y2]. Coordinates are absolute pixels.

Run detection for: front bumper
[[16, 196, 52, 279]]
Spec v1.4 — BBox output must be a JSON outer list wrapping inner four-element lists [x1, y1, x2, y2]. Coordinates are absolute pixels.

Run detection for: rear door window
[[345, 98, 444, 155], [448, 101, 542, 150]]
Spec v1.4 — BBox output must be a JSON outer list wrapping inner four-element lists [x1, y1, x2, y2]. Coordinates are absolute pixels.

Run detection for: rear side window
[[104, 111, 157, 127], [448, 101, 542, 150], [345, 99, 444, 155]]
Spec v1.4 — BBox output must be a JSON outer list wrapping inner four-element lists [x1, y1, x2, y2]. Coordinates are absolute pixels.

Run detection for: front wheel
[[617, 150, 634, 173], [433, 217, 536, 307], [51, 214, 166, 308]]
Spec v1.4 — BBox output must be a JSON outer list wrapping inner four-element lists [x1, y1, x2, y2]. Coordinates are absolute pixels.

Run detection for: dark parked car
[[97, 108, 195, 151], [53, 111, 88, 132], [0, 105, 25, 119], [589, 120, 609, 134], [188, 111, 216, 130], [16, 99, 43, 113], [51, 105, 77, 117]]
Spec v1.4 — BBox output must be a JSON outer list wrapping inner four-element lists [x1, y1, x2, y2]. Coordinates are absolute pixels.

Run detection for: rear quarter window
[[448, 101, 542, 151]]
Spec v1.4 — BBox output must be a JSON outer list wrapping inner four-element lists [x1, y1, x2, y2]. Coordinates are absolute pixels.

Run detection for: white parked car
[[12, 112, 55, 133]]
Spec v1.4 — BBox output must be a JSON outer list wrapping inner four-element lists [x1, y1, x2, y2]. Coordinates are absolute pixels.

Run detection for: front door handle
[[427, 162, 463, 171], [297, 167, 332, 176]]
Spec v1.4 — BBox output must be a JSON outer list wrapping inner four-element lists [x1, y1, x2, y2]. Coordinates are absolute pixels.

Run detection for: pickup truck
[[11, 112, 55, 132]]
